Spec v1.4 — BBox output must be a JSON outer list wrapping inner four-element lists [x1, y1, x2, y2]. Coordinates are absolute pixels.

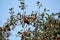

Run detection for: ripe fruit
[[57, 37, 60, 40], [24, 17, 29, 24], [24, 17, 29, 21], [23, 30, 28, 35], [31, 16, 36, 20]]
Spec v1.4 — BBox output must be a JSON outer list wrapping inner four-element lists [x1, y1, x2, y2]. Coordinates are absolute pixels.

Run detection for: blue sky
[[0, 0, 60, 40]]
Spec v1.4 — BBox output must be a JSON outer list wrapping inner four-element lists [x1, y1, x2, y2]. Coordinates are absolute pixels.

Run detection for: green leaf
[[9, 8, 13, 11], [18, 31, 22, 34]]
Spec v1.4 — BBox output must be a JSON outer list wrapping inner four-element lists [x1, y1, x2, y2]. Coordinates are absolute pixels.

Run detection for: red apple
[[57, 37, 60, 40], [24, 17, 29, 21], [31, 16, 36, 20], [23, 30, 28, 35], [24, 17, 30, 24]]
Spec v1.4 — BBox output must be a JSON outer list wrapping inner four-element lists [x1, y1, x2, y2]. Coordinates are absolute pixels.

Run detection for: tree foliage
[[0, 0, 60, 40]]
